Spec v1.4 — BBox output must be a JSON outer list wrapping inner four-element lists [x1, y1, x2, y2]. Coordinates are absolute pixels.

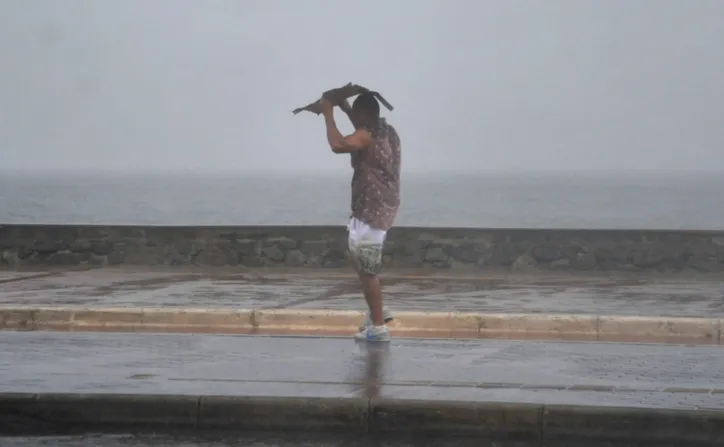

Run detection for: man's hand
[[320, 96, 371, 154], [318, 98, 334, 116]]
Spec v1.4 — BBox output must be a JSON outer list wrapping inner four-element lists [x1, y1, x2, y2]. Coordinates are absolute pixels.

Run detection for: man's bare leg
[[351, 244, 390, 341], [359, 272, 384, 326], [349, 252, 393, 331]]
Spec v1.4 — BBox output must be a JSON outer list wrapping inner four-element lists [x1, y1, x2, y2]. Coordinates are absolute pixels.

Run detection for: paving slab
[[1, 331, 723, 411], [0, 269, 723, 317]]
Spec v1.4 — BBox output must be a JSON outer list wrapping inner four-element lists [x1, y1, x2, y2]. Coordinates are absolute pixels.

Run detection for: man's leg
[[348, 219, 393, 331], [359, 271, 384, 326], [349, 220, 390, 342]]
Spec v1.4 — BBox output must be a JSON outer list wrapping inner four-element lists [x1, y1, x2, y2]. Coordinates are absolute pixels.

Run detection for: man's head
[[351, 93, 380, 128]]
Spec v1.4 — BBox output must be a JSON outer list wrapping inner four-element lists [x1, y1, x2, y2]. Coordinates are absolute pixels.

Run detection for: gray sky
[[1, 0, 723, 173]]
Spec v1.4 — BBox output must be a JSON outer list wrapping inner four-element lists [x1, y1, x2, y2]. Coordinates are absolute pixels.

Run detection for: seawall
[[1, 224, 724, 272]]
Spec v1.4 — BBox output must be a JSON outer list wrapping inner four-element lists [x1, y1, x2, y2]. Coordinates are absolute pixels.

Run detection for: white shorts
[[347, 217, 387, 275]]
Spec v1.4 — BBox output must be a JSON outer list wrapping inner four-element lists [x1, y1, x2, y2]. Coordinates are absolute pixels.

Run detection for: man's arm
[[322, 105, 371, 154]]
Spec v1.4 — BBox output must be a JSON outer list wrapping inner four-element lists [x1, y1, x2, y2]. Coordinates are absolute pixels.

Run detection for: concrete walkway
[[2, 331, 724, 443], [1, 268, 723, 317], [2, 331, 723, 410]]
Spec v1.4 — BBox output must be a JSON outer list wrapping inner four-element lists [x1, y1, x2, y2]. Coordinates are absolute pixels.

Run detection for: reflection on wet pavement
[[1, 269, 723, 317]]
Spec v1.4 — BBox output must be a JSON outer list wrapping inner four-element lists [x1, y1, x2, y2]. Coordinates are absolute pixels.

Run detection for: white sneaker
[[354, 325, 390, 342], [358, 307, 394, 332]]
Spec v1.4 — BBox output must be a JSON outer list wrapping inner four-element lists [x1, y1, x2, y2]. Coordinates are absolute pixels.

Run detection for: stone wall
[[1, 225, 724, 272]]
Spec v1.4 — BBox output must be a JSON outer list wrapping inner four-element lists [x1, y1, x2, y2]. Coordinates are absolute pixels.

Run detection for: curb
[[0, 307, 722, 345], [0, 393, 722, 443]]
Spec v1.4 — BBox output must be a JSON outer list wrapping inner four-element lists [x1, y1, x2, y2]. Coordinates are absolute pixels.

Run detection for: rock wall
[[2, 225, 724, 272]]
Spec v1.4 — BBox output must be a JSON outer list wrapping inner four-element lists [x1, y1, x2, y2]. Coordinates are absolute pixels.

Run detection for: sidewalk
[[2, 331, 723, 407], [1, 268, 723, 317], [1, 331, 723, 443]]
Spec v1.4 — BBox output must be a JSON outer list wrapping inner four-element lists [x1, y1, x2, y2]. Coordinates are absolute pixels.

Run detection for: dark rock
[[322, 248, 347, 267], [512, 253, 536, 270], [572, 251, 597, 270], [69, 239, 93, 252], [424, 247, 447, 263], [382, 254, 393, 267], [446, 242, 480, 263], [218, 232, 238, 240], [17, 246, 33, 259], [632, 249, 665, 268], [382, 241, 397, 255], [234, 239, 259, 256], [194, 241, 236, 266], [560, 244, 584, 260], [22, 252, 50, 266], [32, 240, 68, 253], [531, 245, 561, 262], [487, 243, 523, 266], [594, 244, 633, 269], [431, 257, 452, 269], [285, 250, 306, 267], [161, 246, 191, 266], [195, 248, 235, 266], [300, 241, 328, 258], [262, 245, 285, 263], [267, 237, 297, 250], [595, 244, 633, 263], [177, 241, 203, 257], [91, 240, 114, 255], [1, 250, 18, 266], [688, 256, 723, 272], [107, 250, 126, 265], [239, 252, 264, 267], [45, 251, 84, 265], [88, 255, 107, 266], [551, 258, 571, 269]]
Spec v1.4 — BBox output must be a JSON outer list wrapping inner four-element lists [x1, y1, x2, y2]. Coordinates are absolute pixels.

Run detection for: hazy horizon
[[2, 169, 723, 228]]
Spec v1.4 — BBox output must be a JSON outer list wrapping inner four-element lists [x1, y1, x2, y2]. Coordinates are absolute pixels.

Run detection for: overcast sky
[[1, 0, 723, 173]]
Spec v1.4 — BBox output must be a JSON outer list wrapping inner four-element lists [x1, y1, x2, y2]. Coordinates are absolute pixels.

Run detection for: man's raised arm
[[319, 99, 371, 154]]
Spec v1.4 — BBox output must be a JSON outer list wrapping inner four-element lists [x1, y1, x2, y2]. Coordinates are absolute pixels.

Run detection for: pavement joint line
[[1, 306, 723, 345], [1, 392, 723, 442]]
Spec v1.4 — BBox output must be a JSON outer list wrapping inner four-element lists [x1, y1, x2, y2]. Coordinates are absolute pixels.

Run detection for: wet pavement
[[1, 331, 723, 411], [1, 268, 724, 317]]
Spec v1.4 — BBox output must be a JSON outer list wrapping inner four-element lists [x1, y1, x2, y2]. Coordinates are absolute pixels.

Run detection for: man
[[318, 93, 401, 342]]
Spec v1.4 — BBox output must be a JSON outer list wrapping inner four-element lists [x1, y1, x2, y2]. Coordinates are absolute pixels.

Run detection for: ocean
[[1, 170, 723, 230]]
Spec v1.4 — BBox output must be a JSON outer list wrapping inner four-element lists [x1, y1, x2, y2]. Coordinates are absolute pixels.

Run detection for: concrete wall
[[1, 224, 724, 272]]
